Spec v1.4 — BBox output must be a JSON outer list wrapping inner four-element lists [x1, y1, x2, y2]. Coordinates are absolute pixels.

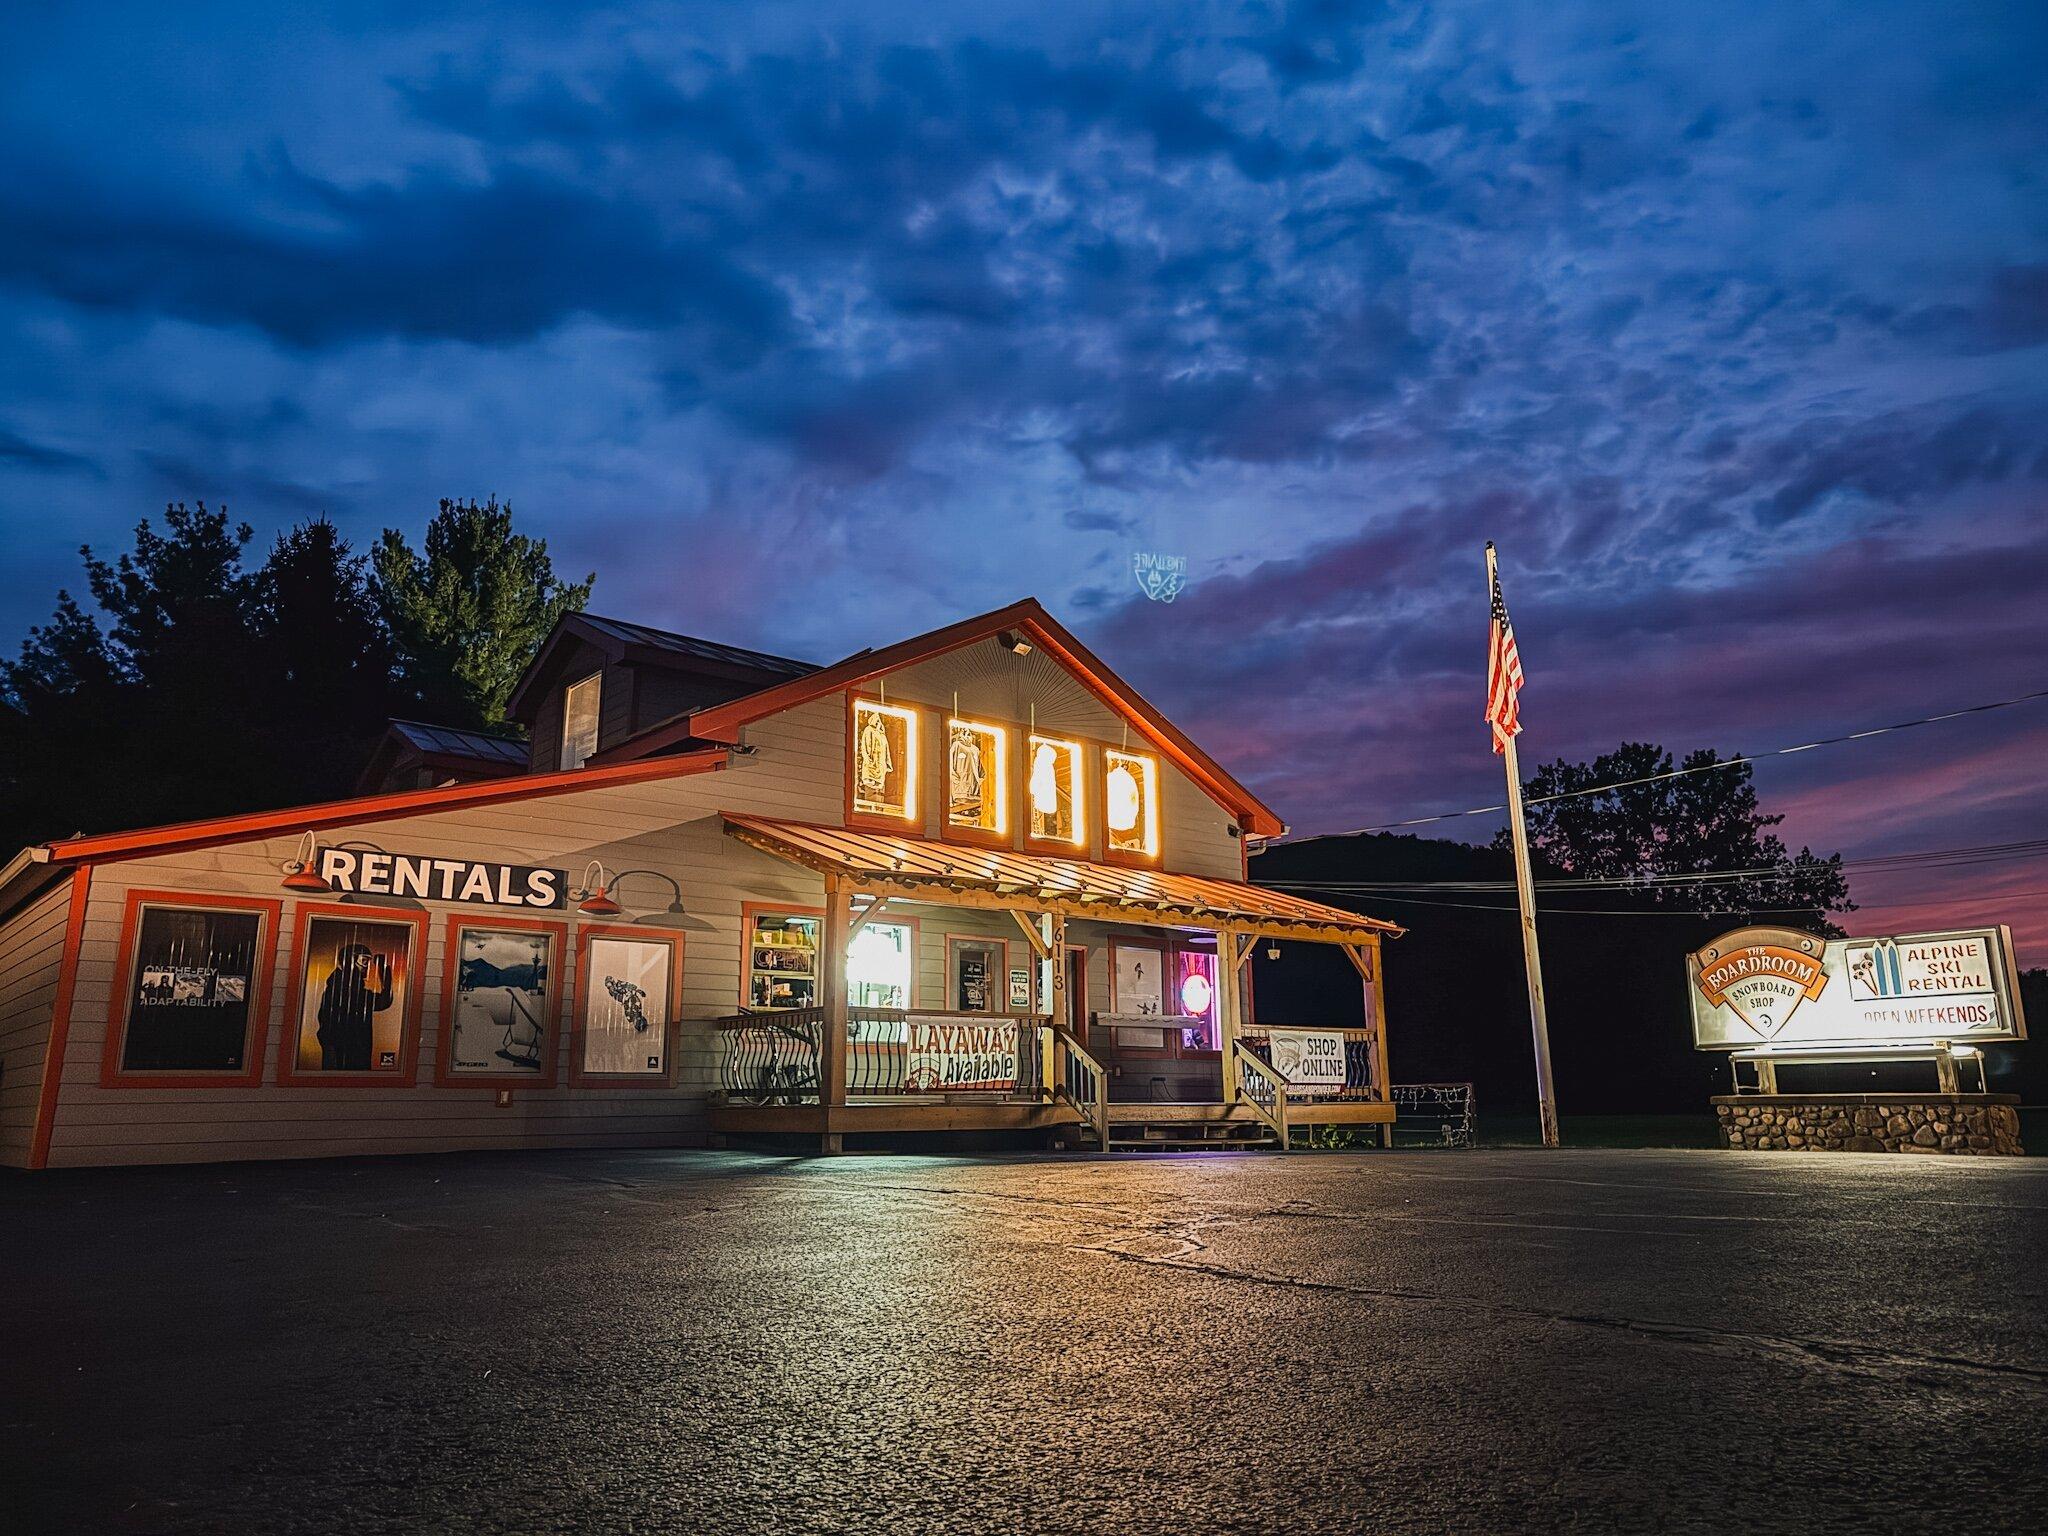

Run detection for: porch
[[707, 814, 1402, 1151]]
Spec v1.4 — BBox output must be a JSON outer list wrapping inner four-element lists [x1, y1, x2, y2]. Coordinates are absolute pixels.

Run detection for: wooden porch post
[[819, 873, 852, 1154], [1366, 935, 1392, 1148], [1218, 929, 1242, 1103]]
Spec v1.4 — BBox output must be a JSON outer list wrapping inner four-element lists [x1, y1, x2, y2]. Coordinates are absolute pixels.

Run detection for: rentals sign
[[1689, 925, 2026, 1050], [316, 848, 567, 909]]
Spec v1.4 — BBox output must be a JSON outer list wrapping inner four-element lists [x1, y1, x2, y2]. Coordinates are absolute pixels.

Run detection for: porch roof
[[721, 814, 1402, 944]]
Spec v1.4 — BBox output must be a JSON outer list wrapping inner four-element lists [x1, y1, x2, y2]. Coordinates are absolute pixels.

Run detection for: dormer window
[[1103, 748, 1160, 859], [945, 717, 1008, 838], [561, 673, 602, 770], [851, 698, 919, 821]]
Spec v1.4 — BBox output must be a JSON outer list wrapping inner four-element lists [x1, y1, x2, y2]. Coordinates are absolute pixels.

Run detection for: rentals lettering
[[317, 848, 566, 909]]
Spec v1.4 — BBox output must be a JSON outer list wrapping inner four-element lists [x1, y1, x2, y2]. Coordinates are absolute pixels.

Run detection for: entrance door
[[1065, 945, 1089, 1044]]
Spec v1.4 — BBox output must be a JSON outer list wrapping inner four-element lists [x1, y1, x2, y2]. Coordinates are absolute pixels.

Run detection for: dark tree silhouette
[[373, 497, 591, 730]]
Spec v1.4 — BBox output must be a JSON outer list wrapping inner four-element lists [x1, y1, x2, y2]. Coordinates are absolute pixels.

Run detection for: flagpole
[[1488, 542, 1561, 1148]]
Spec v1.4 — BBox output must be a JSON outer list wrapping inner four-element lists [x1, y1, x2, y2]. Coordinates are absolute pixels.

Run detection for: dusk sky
[[3, 3, 2044, 954]]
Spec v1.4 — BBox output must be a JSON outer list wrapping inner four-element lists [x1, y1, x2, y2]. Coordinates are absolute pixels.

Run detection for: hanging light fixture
[[572, 860, 623, 918], [280, 831, 331, 893]]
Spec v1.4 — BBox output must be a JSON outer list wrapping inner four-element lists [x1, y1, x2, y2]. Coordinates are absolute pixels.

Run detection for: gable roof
[[605, 598, 1287, 838], [505, 611, 816, 719]]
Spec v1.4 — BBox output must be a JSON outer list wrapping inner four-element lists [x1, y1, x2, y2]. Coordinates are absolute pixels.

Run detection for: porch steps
[[1063, 1103, 1280, 1151]]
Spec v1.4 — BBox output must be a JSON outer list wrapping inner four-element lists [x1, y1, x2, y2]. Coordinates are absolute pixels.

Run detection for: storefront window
[[562, 672, 602, 770], [852, 697, 919, 821], [848, 919, 915, 1011], [1111, 939, 1166, 1017], [290, 912, 420, 1075], [946, 717, 1007, 836], [1026, 734, 1084, 848], [1104, 749, 1160, 858], [950, 938, 1005, 1013], [747, 909, 820, 1010], [118, 902, 267, 1073], [1175, 949, 1219, 1050]]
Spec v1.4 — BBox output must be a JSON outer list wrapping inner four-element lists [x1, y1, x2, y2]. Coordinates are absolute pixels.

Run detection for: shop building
[[0, 598, 1399, 1169]]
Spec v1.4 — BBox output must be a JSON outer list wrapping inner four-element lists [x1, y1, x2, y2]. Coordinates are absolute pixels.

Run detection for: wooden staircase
[[1055, 1101, 1281, 1152]]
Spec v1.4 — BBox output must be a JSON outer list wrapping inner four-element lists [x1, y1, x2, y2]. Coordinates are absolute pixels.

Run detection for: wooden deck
[[706, 1095, 1395, 1139]]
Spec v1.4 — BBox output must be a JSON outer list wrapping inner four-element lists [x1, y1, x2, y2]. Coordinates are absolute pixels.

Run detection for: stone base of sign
[[1711, 1094, 2024, 1155]]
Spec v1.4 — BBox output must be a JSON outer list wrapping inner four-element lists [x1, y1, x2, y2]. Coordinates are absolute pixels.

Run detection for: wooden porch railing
[[1231, 1040, 1290, 1149], [1044, 1024, 1109, 1151], [1237, 1027, 1381, 1102], [715, 1008, 1046, 1102]]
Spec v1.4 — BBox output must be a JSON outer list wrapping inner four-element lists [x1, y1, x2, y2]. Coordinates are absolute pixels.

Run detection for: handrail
[[1232, 1039, 1291, 1150], [1046, 1024, 1110, 1151], [1238, 1026, 1380, 1103]]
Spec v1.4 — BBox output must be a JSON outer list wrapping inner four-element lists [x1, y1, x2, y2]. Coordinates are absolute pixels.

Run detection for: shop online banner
[[1266, 1028, 1348, 1088], [1688, 924, 2027, 1050], [904, 1017, 1019, 1092]]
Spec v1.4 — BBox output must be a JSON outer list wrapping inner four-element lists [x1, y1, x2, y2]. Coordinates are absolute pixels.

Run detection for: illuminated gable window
[[852, 698, 919, 820], [561, 673, 602, 770], [1103, 748, 1160, 858], [946, 718, 1008, 835], [1026, 734, 1084, 848]]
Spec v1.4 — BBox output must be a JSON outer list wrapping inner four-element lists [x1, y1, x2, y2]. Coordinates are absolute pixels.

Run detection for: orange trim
[[277, 901, 431, 1088], [99, 889, 283, 1089], [570, 924, 683, 1088], [434, 913, 569, 1089], [682, 598, 1286, 837], [39, 751, 728, 868], [741, 901, 825, 1011], [27, 867, 92, 1170]]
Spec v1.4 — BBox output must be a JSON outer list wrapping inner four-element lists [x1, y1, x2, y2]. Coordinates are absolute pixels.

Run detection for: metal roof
[[721, 814, 1400, 943], [577, 614, 816, 677], [388, 720, 530, 765]]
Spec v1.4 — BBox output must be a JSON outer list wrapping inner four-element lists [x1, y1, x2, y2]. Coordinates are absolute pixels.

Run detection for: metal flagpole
[[1488, 543, 1560, 1148]]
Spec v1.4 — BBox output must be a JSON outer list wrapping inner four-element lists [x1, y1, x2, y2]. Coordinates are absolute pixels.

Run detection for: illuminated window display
[[848, 919, 915, 1011], [1026, 734, 1083, 847], [1104, 748, 1160, 857], [291, 912, 419, 1074], [852, 698, 919, 821], [946, 717, 1007, 835], [747, 908, 820, 1010]]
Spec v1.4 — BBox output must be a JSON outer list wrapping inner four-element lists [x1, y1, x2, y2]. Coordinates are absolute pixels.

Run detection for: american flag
[[1486, 563, 1524, 755]]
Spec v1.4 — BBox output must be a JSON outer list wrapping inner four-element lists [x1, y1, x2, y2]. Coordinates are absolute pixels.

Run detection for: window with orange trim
[[1025, 734, 1084, 849], [851, 697, 919, 822], [1103, 748, 1161, 860], [106, 891, 279, 1083], [281, 904, 428, 1083], [945, 716, 1008, 838]]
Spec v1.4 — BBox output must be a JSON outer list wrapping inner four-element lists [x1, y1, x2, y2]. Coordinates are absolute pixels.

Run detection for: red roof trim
[[38, 751, 729, 867], [681, 598, 1287, 838]]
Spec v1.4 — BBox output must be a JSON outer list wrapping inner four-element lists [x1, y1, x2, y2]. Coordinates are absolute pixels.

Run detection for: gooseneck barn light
[[571, 863, 686, 918], [280, 831, 331, 893]]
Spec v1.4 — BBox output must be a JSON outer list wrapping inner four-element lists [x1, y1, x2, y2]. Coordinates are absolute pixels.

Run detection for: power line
[[1263, 838, 2048, 894], [1271, 685, 2048, 839], [1278, 885, 2048, 919]]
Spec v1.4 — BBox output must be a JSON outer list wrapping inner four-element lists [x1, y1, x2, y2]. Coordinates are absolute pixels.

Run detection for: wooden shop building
[[0, 599, 1401, 1169]]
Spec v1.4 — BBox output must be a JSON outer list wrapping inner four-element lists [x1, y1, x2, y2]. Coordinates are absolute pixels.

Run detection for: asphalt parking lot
[[5, 1146, 2045, 1534]]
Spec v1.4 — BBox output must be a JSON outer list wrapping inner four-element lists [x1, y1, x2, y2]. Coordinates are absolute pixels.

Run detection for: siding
[[40, 709, 850, 1169], [0, 874, 76, 1168], [746, 637, 1246, 879]]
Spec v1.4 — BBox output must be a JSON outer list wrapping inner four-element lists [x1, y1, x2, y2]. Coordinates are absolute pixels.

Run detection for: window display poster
[[451, 928, 554, 1074], [583, 936, 671, 1074], [295, 916, 415, 1072], [1114, 943, 1165, 1017], [123, 906, 262, 1072]]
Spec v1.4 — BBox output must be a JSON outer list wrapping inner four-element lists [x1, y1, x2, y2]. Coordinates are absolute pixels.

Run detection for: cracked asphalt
[[5, 1147, 2045, 1535]]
